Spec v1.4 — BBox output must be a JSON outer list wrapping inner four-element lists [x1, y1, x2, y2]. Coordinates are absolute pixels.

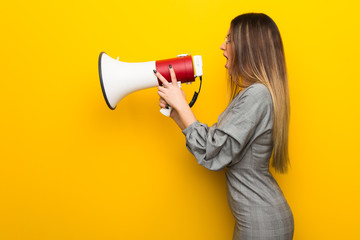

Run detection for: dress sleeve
[[181, 84, 272, 171]]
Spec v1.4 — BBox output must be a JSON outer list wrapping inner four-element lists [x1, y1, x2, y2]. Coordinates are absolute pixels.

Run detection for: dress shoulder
[[233, 83, 272, 107], [219, 83, 273, 127]]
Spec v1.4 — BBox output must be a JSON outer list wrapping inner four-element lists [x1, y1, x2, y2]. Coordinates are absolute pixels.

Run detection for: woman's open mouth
[[223, 54, 229, 68]]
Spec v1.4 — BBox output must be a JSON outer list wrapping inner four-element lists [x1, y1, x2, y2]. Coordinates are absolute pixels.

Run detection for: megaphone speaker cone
[[98, 52, 115, 110], [98, 52, 159, 110]]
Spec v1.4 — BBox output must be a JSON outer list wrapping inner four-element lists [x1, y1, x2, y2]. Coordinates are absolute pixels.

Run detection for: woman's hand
[[154, 65, 197, 130], [154, 65, 188, 112]]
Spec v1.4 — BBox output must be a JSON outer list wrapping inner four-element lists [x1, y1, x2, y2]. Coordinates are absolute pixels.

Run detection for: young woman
[[154, 13, 294, 240]]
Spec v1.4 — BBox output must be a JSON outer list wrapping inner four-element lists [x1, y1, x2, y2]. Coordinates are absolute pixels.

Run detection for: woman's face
[[220, 28, 231, 69]]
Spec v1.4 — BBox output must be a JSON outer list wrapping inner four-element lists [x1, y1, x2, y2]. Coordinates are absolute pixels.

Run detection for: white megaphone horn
[[98, 52, 203, 116]]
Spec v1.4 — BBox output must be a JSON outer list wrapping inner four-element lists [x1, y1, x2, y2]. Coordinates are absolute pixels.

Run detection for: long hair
[[227, 13, 290, 173]]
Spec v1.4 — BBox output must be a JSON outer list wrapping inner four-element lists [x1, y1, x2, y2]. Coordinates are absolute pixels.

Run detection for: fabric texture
[[182, 83, 294, 239]]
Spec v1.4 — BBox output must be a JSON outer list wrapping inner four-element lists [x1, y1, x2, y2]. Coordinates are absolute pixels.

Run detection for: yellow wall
[[1, 0, 359, 239]]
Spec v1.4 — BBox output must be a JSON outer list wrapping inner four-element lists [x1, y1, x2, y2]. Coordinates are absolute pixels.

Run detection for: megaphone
[[98, 52, 203, 116]]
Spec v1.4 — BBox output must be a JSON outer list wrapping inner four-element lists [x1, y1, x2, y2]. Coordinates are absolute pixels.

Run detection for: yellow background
[[1, 0, 359, 239]]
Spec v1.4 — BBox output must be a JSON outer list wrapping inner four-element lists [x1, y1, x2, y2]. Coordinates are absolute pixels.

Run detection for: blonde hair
[[227, 13, 290, 173]]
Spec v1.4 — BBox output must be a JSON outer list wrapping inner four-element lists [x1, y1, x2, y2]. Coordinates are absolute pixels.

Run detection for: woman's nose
[[220, 41, 226, 51]]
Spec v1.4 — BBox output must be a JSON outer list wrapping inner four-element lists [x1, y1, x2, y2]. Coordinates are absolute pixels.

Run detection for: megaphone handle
[[160, 81, 182, 117], [160, 106, 172, 117]]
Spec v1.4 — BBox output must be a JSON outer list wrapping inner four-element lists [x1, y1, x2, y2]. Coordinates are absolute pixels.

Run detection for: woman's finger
[[157, 86, 168, 94], [159, 102, 167, 108], [159, 97, 167, 105], [153, 70, 170, 88], [157, 90, 166, 98], [169, 65, 178, 85], [159, 97, 169, 109]]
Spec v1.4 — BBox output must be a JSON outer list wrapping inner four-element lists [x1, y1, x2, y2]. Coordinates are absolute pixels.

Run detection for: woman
[[154, 13, 294, 240]]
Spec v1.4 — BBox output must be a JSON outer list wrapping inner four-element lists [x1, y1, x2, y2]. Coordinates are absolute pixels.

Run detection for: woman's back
[[226, 84, 294, 239]]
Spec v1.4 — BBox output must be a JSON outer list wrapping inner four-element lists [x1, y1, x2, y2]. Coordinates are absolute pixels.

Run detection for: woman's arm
[[174, 102, 197, 130]]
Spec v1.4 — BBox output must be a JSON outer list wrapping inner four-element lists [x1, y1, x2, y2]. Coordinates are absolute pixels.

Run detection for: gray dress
[[182, 83, 294, 239]]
